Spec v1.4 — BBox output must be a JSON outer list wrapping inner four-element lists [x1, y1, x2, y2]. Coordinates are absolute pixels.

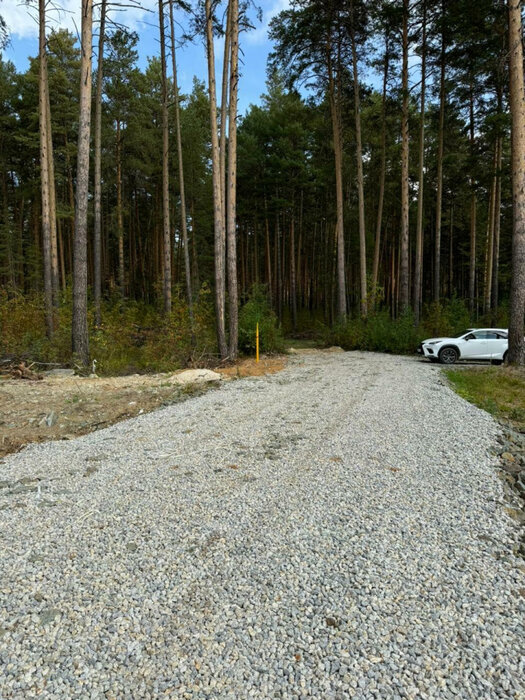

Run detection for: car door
[[462, 331, 489, 359], [486, 331, 507, 359]]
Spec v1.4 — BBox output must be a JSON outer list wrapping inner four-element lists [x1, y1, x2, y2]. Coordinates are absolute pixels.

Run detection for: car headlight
[[426, 341, 440, 345]]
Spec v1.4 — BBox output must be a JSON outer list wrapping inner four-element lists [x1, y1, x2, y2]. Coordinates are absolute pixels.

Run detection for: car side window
[[473, 331, 490, 339], [485, 332, 499, 339]]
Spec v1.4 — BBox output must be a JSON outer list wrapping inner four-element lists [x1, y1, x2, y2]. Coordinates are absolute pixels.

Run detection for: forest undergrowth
[[0, 288, 509, 376]]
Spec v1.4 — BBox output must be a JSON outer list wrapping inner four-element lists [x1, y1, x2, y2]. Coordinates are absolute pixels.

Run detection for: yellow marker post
[[256, 322, 260, 363]]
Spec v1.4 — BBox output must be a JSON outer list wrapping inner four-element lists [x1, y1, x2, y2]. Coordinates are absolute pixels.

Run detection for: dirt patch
[[220, 355, 286, 379], [0, 354, 286, 459]]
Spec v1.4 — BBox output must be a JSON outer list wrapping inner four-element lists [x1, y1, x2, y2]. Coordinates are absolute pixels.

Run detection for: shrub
[[329, 310, 423, 355]]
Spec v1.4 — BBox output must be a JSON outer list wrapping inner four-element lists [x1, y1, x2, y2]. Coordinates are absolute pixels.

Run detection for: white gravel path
[[0, 351, 524, 699]]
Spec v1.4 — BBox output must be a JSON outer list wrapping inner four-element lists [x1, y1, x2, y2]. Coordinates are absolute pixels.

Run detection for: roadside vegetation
[[445, 366, 525, 430]]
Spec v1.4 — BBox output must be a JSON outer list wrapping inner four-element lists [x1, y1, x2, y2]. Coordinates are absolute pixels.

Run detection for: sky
[[0, 0, 291, 113]]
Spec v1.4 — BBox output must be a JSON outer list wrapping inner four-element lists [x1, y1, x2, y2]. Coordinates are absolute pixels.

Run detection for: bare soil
[[0, 355, 286, 458]]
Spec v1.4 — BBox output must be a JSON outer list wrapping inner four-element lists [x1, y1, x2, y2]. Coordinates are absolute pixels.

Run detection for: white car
[[418, 328, 508, 365]]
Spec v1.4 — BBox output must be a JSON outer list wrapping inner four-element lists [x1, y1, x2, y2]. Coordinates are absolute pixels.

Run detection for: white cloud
[[1, 0, 157, 41], [245, 0, 291, 46]]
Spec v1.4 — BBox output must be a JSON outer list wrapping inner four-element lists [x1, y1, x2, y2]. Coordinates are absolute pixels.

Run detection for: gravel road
[[0, 351, 524, 699]]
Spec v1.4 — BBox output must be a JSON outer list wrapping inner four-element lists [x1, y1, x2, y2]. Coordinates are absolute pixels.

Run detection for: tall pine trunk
[[413, 0, 426, 324], [327, 47, 346, 320], [72, 0, 93, 366], [116, 120, 124, 297], [484, 144, 498, 315], [93, 0, 107, 326], [372, 35, 389, 310], [434, 5, 446, 304], [507, 0, 525, 365], [205, 0, 227, 358], [468, 80, 477, 314], [399, 0, 410, 311], [169, 0, 194, 335], [349, 0, 367, 317], [491, 135, 502, 316], [45, 89, 59, 303], [227, 0, 239, 358], [39, 0, 53, 337], [159, 0, 171, 313]]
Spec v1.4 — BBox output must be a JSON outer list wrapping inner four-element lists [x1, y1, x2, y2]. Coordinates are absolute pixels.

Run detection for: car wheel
[[491, 359, 503, 366], [439, 347, 458, 365]]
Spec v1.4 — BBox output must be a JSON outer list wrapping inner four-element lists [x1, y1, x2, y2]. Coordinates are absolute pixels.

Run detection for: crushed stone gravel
[[0, 351, 524, 699]]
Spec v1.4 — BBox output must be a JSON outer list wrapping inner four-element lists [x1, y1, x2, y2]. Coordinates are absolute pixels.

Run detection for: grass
[[445, 366, 525, 430]]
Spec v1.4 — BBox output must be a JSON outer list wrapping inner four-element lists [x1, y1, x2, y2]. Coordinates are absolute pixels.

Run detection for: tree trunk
[[159, 0, 171, 313], [434, 7, 445, 304], [413, 0, 426, 324], [484, 144, 498, 315], [508, 0, 525, 365], [93, 0, 107, 326], [265, 199, 272, 303], [205, 0, 227, 358], [290, 214, 297, 331], [45, 87, 59, 303], [372, 34, 389, 311], [39, 0, 54, 337], [349, 0, 367, 317], [226, 0, 239, 358], [72, 0, 93, 367], [116, 120, 124, 297], [491, 134, 503, 316], [399, 0, 410, 312], [468, 81, 477, 314], [327, 47, 346, 320], [169, 0, 194, 336], [220, 4, 231, 215]]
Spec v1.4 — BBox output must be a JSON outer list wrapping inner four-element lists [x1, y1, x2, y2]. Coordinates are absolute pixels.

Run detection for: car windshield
[[455, 330, 471, 338]]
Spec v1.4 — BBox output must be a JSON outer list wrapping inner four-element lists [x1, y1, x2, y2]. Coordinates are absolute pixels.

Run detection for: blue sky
[[1, 0, 290, 113]]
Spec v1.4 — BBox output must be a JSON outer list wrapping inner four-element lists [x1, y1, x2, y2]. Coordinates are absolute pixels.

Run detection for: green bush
[[329, 310, 423, 355], [238, 284, 285, 354], [0, 286, 218, 375]]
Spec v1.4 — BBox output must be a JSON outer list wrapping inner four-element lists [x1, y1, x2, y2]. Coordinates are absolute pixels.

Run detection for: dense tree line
[[0, 0, 523, 364]]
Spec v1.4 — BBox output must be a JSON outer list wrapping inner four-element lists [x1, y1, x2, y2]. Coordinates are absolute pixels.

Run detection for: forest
[[0, 0, 524, 373]]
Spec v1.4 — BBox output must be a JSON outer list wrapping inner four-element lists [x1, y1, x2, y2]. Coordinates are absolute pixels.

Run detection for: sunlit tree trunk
[[220, 3, 231, 215], [227, 0, 239, 358], [508, 0, 525, 365], [45, 89, 59, 303], [93, 0, 107, 326], [205, 0, 227, 358], [72, 0, 93, 366], [39, 0, 53, 337], [169, 0, 194, 335]]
